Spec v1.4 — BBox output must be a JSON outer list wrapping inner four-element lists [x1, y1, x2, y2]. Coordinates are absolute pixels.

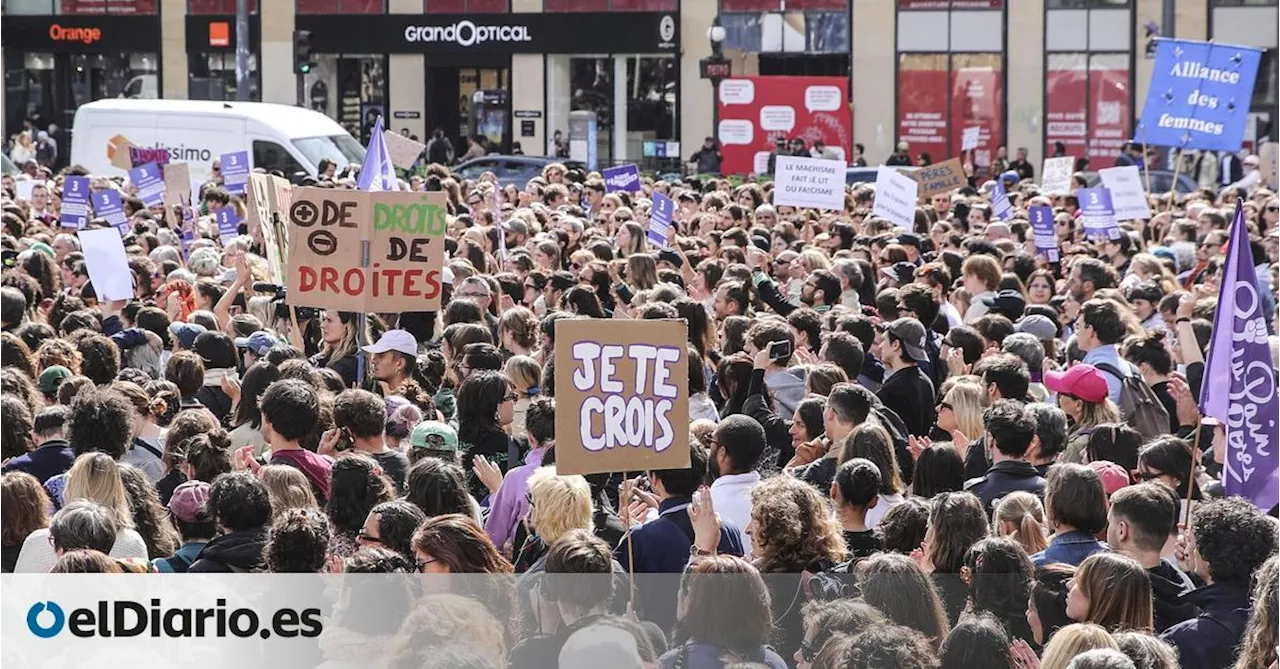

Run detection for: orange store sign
[[49, 24, 102, 44]]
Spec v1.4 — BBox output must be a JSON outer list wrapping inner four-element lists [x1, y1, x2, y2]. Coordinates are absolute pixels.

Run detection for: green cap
[[39, 365, 71, 396], [409, 421, 459, 451], [28, 242, 55, 260]]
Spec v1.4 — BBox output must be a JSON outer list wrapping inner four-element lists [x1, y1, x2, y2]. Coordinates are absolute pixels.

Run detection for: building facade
[[1, 0, 1276, 171]]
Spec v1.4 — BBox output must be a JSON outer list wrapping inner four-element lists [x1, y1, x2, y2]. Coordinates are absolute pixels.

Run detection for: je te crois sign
[[286, 188, 448, 312], [554, 319, 690, 476]]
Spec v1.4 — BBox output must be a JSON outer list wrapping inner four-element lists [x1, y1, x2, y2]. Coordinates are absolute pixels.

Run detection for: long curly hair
[[749, 475, 846, 573], [1234, 555, 1278, 669], [326, 455, 394, 536], [118, 463, 180, 560]]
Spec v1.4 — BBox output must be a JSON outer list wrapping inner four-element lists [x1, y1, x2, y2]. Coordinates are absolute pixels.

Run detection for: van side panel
[[71, 111, 247, 184]]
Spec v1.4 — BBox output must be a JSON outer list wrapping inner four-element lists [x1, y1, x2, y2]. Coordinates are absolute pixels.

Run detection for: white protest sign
[[79, 228, 135, 301], [962, 127, 981, 151], [1097, 166, 1153, 221], [15, 179, 39, 201], [872, 166, 919, 228], [383, 130, 427, 170], [1041, 157, 1075, 195], [772, 155, 847, 211]]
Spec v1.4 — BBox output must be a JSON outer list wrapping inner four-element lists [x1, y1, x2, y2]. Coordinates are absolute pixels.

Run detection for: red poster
[[949, 65, 1002, 169], [1088, 65, 1130, 168], [716, 76, 851, 175], [1045, 61, 1088, 159], [898, 68, 950, 167]]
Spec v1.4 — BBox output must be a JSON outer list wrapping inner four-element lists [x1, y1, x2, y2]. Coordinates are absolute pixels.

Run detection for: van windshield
[[292, 134, 366, 170]]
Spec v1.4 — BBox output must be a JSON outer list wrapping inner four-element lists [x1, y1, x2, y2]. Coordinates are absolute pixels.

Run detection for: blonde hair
[[1076, 397, 1122, 431], [64, 453, 134, 530], [385, 594, 508, 669], [526, 466, 593, 544], [1075, 552, 1154, 632], [627, 253, 659, 291], [944, 382, 986, 442], [799, 248, 832, 273], [1039, 623, 1119, 669], [259, 465, 319, 520], [993, 491, 1049, 555], [503, 355, 541, 397]]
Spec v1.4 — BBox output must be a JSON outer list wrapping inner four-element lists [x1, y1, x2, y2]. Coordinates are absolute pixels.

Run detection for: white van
[[70, 99, 365, 184]]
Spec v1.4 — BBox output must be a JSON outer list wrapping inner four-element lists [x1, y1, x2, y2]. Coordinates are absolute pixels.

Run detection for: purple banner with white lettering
[[647, 192, 675, 248], [1199, 202, 1278, 510], [220, 151, 251, 195], [603, 164, 641, 193], [60, 176, 91, 230], [128, 162, 166, 208], [1029, 205, 1059, 263], [215, 207, 242, 243], [90, 189, 130, 236], [1077, 187, 1120, 240]]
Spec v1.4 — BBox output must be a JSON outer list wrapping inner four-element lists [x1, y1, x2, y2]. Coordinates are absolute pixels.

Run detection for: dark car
[[1079, 170, 1199, 196], [846, 165, 917, 186], [453, 155, 585, 189]]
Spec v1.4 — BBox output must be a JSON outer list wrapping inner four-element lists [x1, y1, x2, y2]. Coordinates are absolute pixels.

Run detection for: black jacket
[[744, 369, 796, 468], [196, 385, 233, 422], [188, 528, 267, 573], [875, 365, 935, 437], [1160, 582, 1252, 669], [1148, 558, 1198, 633], [964, 460, 1047, 515]]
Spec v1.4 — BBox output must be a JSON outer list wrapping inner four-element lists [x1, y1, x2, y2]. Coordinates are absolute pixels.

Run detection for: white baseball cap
[[361, 329, 418, 357]]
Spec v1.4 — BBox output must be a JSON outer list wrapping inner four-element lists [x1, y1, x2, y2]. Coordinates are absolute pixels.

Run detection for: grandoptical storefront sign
[[296, 12, 678, 54]]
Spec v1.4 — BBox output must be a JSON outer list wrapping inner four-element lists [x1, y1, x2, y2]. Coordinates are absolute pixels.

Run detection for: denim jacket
[[1031, 530, 1107, 567]]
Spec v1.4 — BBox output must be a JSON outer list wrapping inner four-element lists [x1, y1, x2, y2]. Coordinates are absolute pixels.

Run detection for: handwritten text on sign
[[286, 189, 448, 313], [554, 319, 690, 476]]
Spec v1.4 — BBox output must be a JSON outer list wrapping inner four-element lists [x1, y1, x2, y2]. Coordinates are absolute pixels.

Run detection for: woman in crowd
[[963, 537, 1036, 644], [1033, 464, 1108, 567], [910, 443, 965, 498], [934, 382, 985, 443], [405, 457, 476, 521], [455, 371, 519, 498], [940, 614, 1012, 669], [118, 464, 180, 560], [1066, 552, 1154, 632], [357, 499, 426, 562], [1027, 564, 1077, 647], [513, 466, 592, 573], [916, 491, 989, 624], [1050, 364, 1121, 463], [993, 491, 1049, 556], [226, 361, 280, 456], [326, 455, 395, 560], [502, 354, 540, 440], [310, 310, 363, 388], [857, 552, 951, 647], [258, 464, 320, 520], [663, 555, 788, 669], [410, 514, 518, 646], [2, 472, 48, 572]]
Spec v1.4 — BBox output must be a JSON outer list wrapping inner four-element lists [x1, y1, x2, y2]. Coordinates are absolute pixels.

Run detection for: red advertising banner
[[949, 59, 1003, 169], [1087, 61, 1130, 167], [716, 76, 851, 175], [898, 56, 949, 166], [1045, 55, 1088, 159]]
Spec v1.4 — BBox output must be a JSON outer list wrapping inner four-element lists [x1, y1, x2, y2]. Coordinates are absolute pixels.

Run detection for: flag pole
[[1184, 423, 1203, 525]]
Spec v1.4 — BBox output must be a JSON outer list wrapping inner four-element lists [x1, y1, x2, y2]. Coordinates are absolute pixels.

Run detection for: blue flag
[[357, 116, 398, 192], [1199, 201, 1278, 510], [1134, 38, 1263, 152], [1029, 205, 1058, 263]]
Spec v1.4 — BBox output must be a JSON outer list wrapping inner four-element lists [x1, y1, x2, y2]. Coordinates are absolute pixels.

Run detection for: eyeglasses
[[1133, 469, 1162, 481], [415, 557, 439, 573], [800, 637, 820, 662], [503, 392, 519, 402], [356, 531, 382, 545]]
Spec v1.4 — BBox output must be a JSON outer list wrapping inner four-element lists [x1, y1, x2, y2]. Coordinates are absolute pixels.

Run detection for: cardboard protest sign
[[1040, 157, 1075, 195], [647, 192, 675, 248], [1097, 166, 1153, 221], [383, 131, 426, 170], [1134, 38, 1263, 152], [163, 163, 192, 210], [772, 155, 847, 211], [962, 127, 980, 151], [992, 179, 1013, 221], [1029, 205, 1059, 263], [215, 207, 241, 243], [109, 138, 135, 170], [1259, 142, 1280, 189], [603, 164, 642, 193], [554, 318, 690, 476], [60, 177, 91, 230], [79, 228, 135, 301], [247, 174, 287, 285], [220, 151, 251, 195], [872, 166, 919, 228], [90, 189, 129, 236], [287, 189, 448, 313], [909, 158, 965, 197], [1078, 187, 1120, 240], [128, 163, 166, 207]]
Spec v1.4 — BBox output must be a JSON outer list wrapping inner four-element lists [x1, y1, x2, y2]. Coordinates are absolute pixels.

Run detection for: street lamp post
[[700, 16, 729, 167]]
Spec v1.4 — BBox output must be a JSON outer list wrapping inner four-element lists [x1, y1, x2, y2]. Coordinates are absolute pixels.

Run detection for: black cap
[[980, 289, 1028, 320], [880, 261, 916, 286], [657, 249, 684, 268], [879, 318, 929, 364]]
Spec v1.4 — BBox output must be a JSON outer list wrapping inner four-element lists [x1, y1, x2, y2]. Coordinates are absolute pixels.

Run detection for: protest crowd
[[0, 117, 1278, 669]]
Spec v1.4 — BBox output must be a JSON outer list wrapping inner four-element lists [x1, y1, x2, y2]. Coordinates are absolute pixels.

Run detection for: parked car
[[454, 155, 585, 188], [1079, 170, 1199, 195], [846, 165, 918, 186]]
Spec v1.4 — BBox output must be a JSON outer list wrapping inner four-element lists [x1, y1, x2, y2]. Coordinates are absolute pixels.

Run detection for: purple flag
[[357, 116, 398, 192], [1199, 201, 1278, 510]]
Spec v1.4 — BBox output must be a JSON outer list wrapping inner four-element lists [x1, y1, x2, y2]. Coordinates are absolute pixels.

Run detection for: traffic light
[[293, 30, 312, 75]]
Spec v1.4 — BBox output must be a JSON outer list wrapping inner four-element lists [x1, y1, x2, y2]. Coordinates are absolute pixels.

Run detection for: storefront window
[[305, 55, 386, 143], [897, 53, 1003, 167], [1044, 56, 1129, 165], [899, 0, 1003, 7], [297, 0, 383, 12], [723, 0, 845, 9], [188, 0, 257, 13], [722, 11, 849, 54], [5, 51, 158, 146], [422, 0, 508, 11], [188, 52, 260, 101], [546, 54, 677, 165], [545, 0, 676, 9], [4, 0, 157, 12]]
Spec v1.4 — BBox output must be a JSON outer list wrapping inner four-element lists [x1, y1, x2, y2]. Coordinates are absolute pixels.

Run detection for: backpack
[[1094, 362, 1171, 440]]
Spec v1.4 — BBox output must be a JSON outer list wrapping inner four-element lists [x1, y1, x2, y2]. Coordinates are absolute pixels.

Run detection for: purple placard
[[1077, 187, 1120, 240], [60, 176, 91, 230], [215, 207, 242, 243], [603, 164, 641, 193], [647, 192, 675, 248], [1029, 205, 1059, 263], [90, 189, 130, 236], [992, 179, 1012, 221], [220, 151, 250, 195], [128, 162, 166, 208]]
